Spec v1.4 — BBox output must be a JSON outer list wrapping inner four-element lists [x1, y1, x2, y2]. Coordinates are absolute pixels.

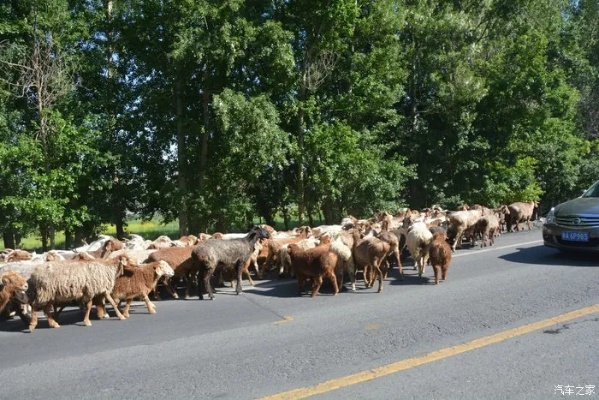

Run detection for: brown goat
[[353, 237, 390, 293], [507, 201, 539, 232], [260, 228, 312, 279], [288, 244, 339, 297], [428, 232, 452, 285], [146, 247, 197, 299]]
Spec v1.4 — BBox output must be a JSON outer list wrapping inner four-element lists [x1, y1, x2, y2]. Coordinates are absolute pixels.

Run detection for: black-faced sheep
[[428, 231, 452, 285], [95, 260, 175, 318], [26, 254, 133, 330], [288, 244, 339, 297], [192, 226, 270, 300], [506, 200, 539, 232]]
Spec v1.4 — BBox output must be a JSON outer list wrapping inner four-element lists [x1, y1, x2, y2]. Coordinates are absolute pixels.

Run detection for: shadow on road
[[499, 245, 599, 267]]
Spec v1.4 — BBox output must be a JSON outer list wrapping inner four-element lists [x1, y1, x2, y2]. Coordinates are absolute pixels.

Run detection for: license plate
[[561, 231, 589, 242]]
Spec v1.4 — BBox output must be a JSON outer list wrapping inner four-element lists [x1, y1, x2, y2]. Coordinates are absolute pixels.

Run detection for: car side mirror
[[580, 189, 586, 197]]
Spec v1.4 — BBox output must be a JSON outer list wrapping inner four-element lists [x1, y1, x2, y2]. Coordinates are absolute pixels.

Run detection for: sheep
[[405, 222, 433, 278], [506, 200, 539, 232], [278, 237, 320, 278], [446, 209, 483, 251], [147, 235, 175, 249], [353, 237, 391, 293], [428, 231, 452, 285], [192, 226, 271, 300], [145, 247, 197, 299], [5, 249, 33, 262], [95, 260, 175, 319], [260, 227, 312, 279], [109, 248, 157, 266], [477, 214, 501, 247], [377, 222, 403, 279], [219, 239, 266, 288], [494, 204, 511, 233], [75, 237, 125, 259], [0, 271, 29, 318], [330, 239, 356, 291], [26, 254, 133, 331], [288, 243, 339, 297]]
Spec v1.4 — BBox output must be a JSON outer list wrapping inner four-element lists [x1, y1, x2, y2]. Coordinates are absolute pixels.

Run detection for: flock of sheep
[[0, 200, 539, 332]]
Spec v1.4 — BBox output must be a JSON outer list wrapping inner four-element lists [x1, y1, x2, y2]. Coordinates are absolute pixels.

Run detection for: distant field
[[4, 219, 180, 252]]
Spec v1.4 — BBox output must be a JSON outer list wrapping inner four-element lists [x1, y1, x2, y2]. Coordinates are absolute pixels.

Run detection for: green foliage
[[1, 0, 599, 245]]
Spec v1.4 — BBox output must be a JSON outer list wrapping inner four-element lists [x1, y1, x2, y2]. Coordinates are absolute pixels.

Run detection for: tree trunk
[[3, 231, 15, 250], [176, 77, 188, 236], [199, 69, 210, 192]]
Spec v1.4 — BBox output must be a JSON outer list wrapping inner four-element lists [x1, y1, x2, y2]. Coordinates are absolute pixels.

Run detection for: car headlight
[[545, 208, 556, 224]]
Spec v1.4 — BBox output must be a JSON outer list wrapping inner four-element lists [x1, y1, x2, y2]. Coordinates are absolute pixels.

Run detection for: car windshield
[[581, 181, 599, 198]]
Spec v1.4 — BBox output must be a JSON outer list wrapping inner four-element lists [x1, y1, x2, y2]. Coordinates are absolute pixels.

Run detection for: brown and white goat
[[95, 260, 175, 319]]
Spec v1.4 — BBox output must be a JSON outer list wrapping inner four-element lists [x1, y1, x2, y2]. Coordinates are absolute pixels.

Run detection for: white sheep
[[27, 254, 134, 331], [405, 222, 433, 278], [447, 209, 483, 251]]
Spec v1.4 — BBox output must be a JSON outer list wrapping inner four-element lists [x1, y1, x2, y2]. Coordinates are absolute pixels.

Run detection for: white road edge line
[[452, 240, 543, 258]]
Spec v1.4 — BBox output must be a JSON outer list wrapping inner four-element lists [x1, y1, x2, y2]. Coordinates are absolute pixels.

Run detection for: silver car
[[543, 180, 599, 252]]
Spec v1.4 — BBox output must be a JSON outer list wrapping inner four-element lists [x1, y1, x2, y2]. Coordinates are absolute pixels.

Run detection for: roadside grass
[[5, 214, 323, 252], [3, 219, 180, 252]]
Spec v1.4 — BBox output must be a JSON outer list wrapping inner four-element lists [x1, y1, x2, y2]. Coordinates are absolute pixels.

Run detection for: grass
[[3, 219, 180, 252]]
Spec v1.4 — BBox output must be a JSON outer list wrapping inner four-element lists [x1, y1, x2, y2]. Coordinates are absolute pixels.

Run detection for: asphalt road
[[0, 226, 597, 400]]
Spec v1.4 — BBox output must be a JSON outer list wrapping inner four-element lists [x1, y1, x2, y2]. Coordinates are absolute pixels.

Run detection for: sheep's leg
[[373, 262, 384, 293], [28, 306, 39, 331], [349, 261, 356, 291], [82, 299, 93, 327], [184, 273, 195, 299], [297, 273, 308, 295], [234, 260, 243, 295], [242, 258, 255, 286], [201, 268, 214, 300], [432, 264, 440, 284], [142, 293, 156, 314], [311, 276, 323, 297], [442, 264, 449, 281], [104, 293, 126, 320], [335, 268, 344, 292], [327, 270, 339, 295], [122, 299, 131, 318], [95, 297, 106, 320], [417, 257, 424, 278], [163, 276, 179, 300], [42, 304, 60, 328], [394, 249, 403, 280]]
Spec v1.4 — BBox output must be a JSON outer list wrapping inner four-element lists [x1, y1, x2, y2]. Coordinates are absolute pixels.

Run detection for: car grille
[[555, 215, 599, 228]]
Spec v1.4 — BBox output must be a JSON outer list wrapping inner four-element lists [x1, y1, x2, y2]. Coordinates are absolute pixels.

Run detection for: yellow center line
[[273, 316, 294, 325], [259, 303, 599, 400]]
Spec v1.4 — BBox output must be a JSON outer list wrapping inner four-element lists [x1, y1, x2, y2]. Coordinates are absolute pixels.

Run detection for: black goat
[[192, 226, 270, 300]]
